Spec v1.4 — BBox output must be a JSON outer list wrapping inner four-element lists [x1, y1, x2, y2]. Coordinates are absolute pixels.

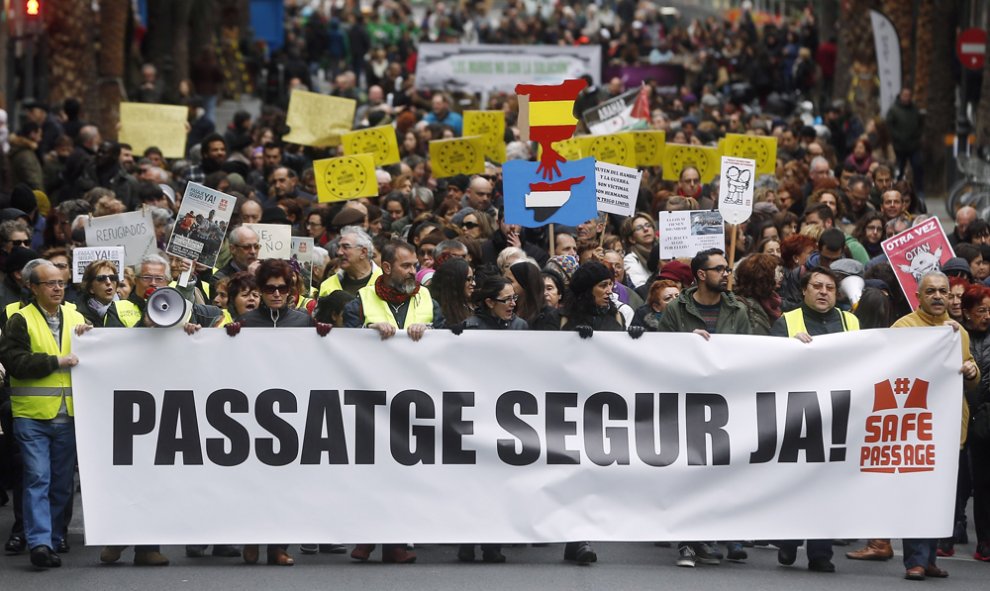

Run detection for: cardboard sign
[[244, 224, 292, 260], [595, 161, 641, 217], [659, 210, 725, 259], [882, 218, 955, 310], [341, 126, 400, 166], [118, 103, 189, 159], [463, 111, 507, 163], [72, 246, 125, 283], [165, 183, 234, 268], [85, 209, 157, 267], [313, 154, 378, 202], [281, 90, 356, 147], [717, 156, 756, 225]]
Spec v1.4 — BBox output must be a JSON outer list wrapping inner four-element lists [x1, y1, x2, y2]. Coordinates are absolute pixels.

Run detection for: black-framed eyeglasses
[[261, 283, 289, 295], [95, 274, 119, 284], [494, 294, 519, 304], [705, 265, 729, 274]]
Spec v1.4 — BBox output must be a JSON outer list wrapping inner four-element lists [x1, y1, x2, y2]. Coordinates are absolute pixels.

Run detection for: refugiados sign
[[72, 327, 962, 545]]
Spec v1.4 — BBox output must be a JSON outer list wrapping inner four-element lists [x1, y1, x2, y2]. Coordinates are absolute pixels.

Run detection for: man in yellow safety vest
[[0, 259, 91, 569]]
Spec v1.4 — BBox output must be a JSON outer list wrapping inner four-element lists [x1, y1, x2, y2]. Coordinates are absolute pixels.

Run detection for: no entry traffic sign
[[958, 28, 987, 71]]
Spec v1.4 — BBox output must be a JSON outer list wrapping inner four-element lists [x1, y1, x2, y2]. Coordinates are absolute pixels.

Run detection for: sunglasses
[[7, 239, 29, 247], [95, 274, 119, 284], [462, 221, 480, 230], [261, 284, 289, 294]]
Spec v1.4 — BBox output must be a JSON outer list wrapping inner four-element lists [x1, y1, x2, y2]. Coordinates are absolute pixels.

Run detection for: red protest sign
[[882, 218, 955, 310]]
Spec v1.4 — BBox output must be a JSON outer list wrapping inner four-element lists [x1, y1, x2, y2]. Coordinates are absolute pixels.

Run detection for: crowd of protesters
[[0, 0, 980, 581]]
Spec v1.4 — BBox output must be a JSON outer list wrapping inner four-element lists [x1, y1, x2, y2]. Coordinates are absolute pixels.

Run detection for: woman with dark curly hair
[[733, 253, 784, 335], [560, 261, 625, 332], [430, 257, 475, 327], [852, 211, 885, 259]]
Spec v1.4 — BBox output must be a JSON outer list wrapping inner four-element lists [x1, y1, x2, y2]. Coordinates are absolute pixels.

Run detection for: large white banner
[[72, 327, 961, 545], [416, 43, 601, 93]]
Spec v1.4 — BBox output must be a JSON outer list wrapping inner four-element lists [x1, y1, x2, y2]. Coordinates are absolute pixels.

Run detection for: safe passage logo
[[860, 378, 935, 473]]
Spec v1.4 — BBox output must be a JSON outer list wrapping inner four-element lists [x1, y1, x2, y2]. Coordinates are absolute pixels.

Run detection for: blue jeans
[[13, 418, 76, 550], [903, 538, 937, 569]]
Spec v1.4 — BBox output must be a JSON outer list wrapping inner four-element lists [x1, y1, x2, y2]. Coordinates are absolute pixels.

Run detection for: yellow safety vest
[[9, 304, 87, 420], [6, 299, 76, 321], [296, 296, 315, 311], [169, 279, 211, 299], [783, 307, 860, 337], [357, 284, 433, 329], [111, 300, 142, 328], [319, 266, 382, 297]]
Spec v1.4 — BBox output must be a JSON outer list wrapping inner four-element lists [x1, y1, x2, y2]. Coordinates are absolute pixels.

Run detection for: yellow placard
[[723, 133, 777, 175], [549, 137, 584, 161], [632, 130, 665, 167], [662, 145, 720, 183], [429, 136, 486, 178], [463, 111, 507, 163], [282, 90, 356, 147], [118, 103, 188, 159], [580, 133, 637, 168], [313, 154, 378, 202], [341, 126, 400, 166]]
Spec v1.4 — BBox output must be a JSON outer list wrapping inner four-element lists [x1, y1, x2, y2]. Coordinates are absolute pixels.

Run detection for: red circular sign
[[958, 28, 987, 71]]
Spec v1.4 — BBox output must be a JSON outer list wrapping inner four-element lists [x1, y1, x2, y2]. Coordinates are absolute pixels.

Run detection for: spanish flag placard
[[723, 133, 777, 175], [313, 154, 378, 202], [429, 136, 487, 178], [580, 133, 637, 168], [281, 90, 356, 147], [463, 111, 507, 164], [662, 145, 720, 183], [341, 126, 401, 166], [631, 130, 665, 167]]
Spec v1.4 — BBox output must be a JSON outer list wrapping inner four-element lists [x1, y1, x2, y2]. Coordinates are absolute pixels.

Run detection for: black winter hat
[[10, 184, 37, 214], [5, 246, 40, 275], [569, 261, 614, 296]]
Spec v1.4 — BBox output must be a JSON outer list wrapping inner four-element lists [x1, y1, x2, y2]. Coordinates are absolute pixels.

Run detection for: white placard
[[165, 182, 235, 268], [244, 223, 292, 260], [72, 327, 960, 545], [84, 209, 157, 267], [595, 161, 642, 218], [717, 156, 756, 225], [870, 10, 902, 116], [292, 236, 315, 293], [659, 210, 725, 259], [71, 246, 125, 283]]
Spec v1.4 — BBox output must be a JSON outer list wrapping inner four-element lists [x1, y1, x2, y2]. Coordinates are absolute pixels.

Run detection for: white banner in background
[[416, 43, 601, 93], [72, 328, 961, 545], [870, 10, 902, 116]]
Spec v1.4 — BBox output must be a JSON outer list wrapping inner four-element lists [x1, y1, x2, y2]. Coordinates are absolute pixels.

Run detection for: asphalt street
[[0, 490, 987, 591]]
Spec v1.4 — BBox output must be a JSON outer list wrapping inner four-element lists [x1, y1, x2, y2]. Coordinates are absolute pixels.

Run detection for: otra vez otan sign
[[71, 328, 961, 545]]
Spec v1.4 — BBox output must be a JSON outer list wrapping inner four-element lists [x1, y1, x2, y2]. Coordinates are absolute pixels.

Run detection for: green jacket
[[656, 286, 752, 335]]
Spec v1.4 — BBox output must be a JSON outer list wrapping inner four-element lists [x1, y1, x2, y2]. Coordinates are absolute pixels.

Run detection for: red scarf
[[760, 292, 783, 322], [374, 274, 419, 305]]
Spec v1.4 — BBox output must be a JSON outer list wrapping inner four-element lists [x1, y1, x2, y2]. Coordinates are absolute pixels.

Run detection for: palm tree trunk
[[913, 0, 935, 109], [976, 7, 990, 146], [923, 0, 960, 196], [97, 0, 129, 141], [47, 0, 98, 109]]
